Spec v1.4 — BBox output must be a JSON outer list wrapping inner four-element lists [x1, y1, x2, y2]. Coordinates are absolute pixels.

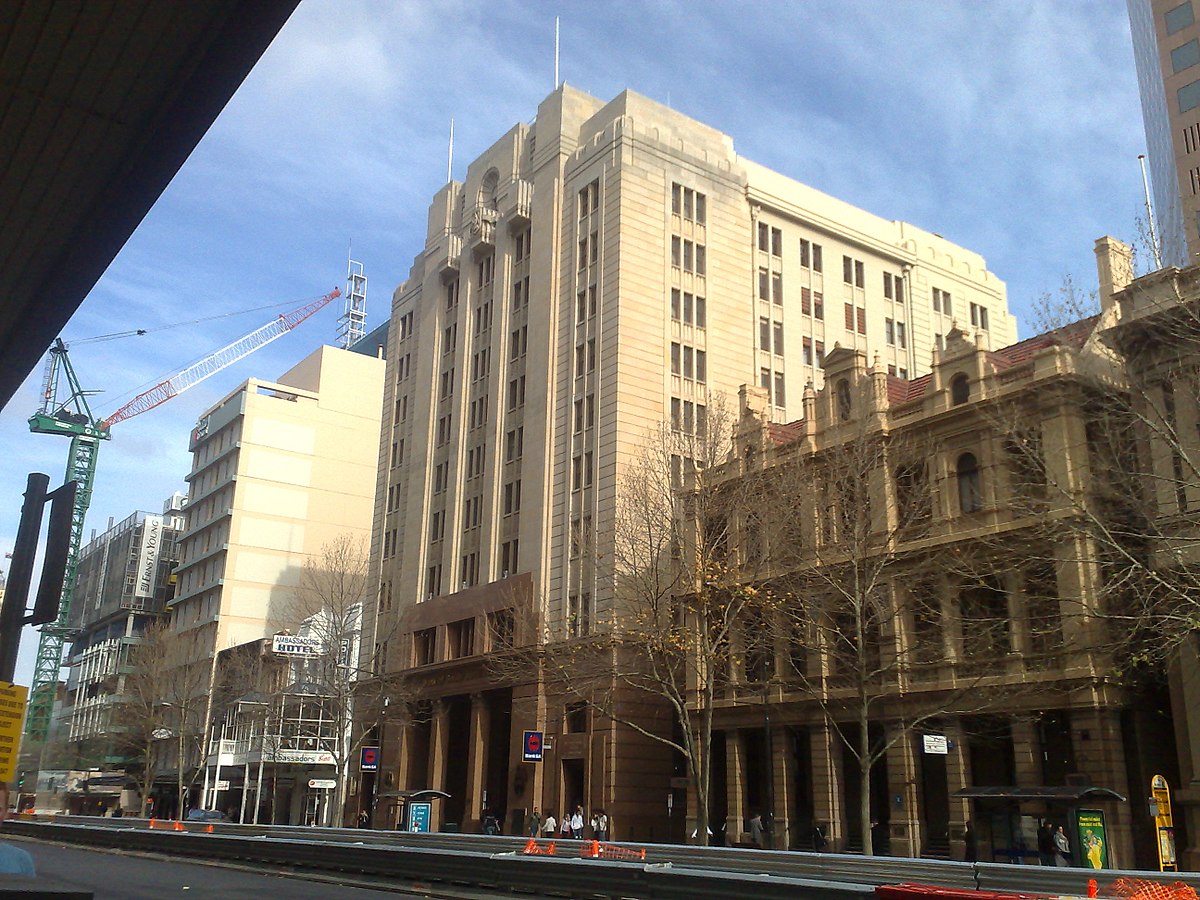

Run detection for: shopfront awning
[[953, 786, 1126, 802]]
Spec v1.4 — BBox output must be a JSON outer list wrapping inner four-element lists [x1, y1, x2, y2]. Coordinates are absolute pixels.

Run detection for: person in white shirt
[[541, 812, 557, 836], [570, 806, 584, 839]]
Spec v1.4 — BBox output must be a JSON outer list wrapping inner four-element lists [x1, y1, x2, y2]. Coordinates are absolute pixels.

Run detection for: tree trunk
[[859, 710, 873, 856], [176, 730, 186, 821]]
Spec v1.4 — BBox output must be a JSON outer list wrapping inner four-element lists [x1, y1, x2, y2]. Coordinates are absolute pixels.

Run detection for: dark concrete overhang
[[0, 0, 299, 412]]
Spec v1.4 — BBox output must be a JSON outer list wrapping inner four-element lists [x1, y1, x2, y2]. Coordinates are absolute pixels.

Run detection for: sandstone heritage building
[[359, 84, 1020, 841]]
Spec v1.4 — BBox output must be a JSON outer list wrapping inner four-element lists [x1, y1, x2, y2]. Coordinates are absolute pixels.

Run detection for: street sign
[[0, 684, 28, 782], [360, 746, 380, 771], [922, 734, 948, 755], [272, 634, 322, 656], [522, 730, 543, 762], [408, 801, 432, 833], [1152, 774, 1177, 871], [308, 778, 336, 789], [215, 780, 230, 791]]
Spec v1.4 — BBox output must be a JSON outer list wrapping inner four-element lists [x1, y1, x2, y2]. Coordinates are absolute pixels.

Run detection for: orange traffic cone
[[173, 820, 184, 831]]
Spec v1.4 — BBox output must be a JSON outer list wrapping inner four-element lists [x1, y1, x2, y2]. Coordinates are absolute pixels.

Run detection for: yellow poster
[[0, 684, 29, 783]]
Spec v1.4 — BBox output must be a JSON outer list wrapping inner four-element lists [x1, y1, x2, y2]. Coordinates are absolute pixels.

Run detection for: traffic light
[[0, 474, 79, 682], [30, 480, 78, 626]]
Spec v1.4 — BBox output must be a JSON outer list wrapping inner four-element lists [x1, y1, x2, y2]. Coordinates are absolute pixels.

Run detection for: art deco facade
[[362, 84, 1016, 838], [173, 344, 384, 659]]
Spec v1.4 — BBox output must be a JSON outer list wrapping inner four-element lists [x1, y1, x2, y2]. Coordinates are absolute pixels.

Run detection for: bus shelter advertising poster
[[1074, 809, 1109, 869]]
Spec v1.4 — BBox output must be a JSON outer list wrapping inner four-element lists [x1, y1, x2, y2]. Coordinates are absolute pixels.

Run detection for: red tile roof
[[768, 421, 804, 444], [886, 373, 932, 405], [986, 315, 1099, 370]]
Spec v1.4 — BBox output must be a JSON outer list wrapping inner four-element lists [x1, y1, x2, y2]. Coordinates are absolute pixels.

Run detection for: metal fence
[[5, 817, 1198, 900]]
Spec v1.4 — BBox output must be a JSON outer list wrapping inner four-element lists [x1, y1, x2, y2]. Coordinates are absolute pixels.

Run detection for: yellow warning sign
[[0, 684, 29, 783]]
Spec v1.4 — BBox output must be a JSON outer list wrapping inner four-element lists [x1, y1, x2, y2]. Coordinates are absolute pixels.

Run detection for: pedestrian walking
[[964, 821, 977, 862], [570, 806, 585, 839], [749, 811, 764, 846], [1054, 825, 1071, 866], [542, 812, 557, 836], [560, 812, 571, 837], [595, 809, 609, 841], [527, 808, 542, 837]]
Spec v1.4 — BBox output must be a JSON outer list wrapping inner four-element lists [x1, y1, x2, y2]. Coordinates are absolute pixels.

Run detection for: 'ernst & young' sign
[[134, 515, 164, 599]]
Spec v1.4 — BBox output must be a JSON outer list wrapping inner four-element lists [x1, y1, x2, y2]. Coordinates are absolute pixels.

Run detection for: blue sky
[[0, 0, 1145, 683]]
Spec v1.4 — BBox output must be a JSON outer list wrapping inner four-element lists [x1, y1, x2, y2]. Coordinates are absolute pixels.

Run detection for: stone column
[[465, 693, 489, 831], [1071, 705, 1134, 869], [429, 699, 449, 831], [1169, 637, 1200, 869], [770, 716, 793, 849], [811, 723, 844, 851], [886, 725, 922, 857], [725, 731, 746, 843], [945, 719, 972, 862]]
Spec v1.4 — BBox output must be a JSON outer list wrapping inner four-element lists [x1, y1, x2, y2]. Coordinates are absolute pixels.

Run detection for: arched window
[[957, 452, 982, 513], [479, 168, 500, 210], [950, 373, 970, 405], [836, 379, 852, 421]]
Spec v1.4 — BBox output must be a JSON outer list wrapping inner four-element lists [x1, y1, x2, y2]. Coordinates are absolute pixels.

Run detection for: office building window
[[501, 540, 519, 576], [773, 320, 784, 355], [760, 317, 771, 350], [842, 256, 865, 288], [505, 426, 524, 461], [774, 373, 786, 407], [1175, 38, 1200, 73], [970, 302, 990, 331], [885, 318, 895, 346], [933, 287, 952, 316], [1167, 2, 1195, 35], [504, 480, 522, 515]]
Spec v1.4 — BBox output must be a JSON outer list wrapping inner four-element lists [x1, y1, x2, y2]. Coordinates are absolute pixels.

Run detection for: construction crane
[[23, 289, 340, 740]]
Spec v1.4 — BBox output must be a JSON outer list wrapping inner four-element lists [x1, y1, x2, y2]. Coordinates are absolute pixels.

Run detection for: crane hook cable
[[64, 298, 308, 345]]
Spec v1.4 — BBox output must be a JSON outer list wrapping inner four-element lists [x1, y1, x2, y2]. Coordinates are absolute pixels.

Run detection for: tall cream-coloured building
[[363, 85, 1016, 837], [173, 344, 384, 658]]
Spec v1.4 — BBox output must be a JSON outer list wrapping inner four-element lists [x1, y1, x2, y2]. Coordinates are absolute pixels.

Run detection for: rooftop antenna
[[554, 16, 560, 87], [1139, 153, 1163, 270], [338, 250, 367, 350], [447, 118, 454, 184]]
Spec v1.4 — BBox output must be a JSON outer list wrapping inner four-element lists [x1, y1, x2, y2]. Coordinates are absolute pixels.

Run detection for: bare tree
[[119, 622, 211, 819], [492, 395, 779, 845], [272, 534, 412, 825]]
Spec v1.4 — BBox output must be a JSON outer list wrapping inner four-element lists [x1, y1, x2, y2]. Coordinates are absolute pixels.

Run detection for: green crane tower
[[26, 340, 110, 741], [21, 289, 341, 741]]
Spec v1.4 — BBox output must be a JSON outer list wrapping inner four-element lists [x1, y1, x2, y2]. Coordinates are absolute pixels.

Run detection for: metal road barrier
[[0, 819, 875, 900], [5, 817, 1200, 899]]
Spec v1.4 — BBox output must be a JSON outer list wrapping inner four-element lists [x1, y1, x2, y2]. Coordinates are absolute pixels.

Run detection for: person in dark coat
[[964, 820, 977, 862], [1038, 822, 1056, 866]]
